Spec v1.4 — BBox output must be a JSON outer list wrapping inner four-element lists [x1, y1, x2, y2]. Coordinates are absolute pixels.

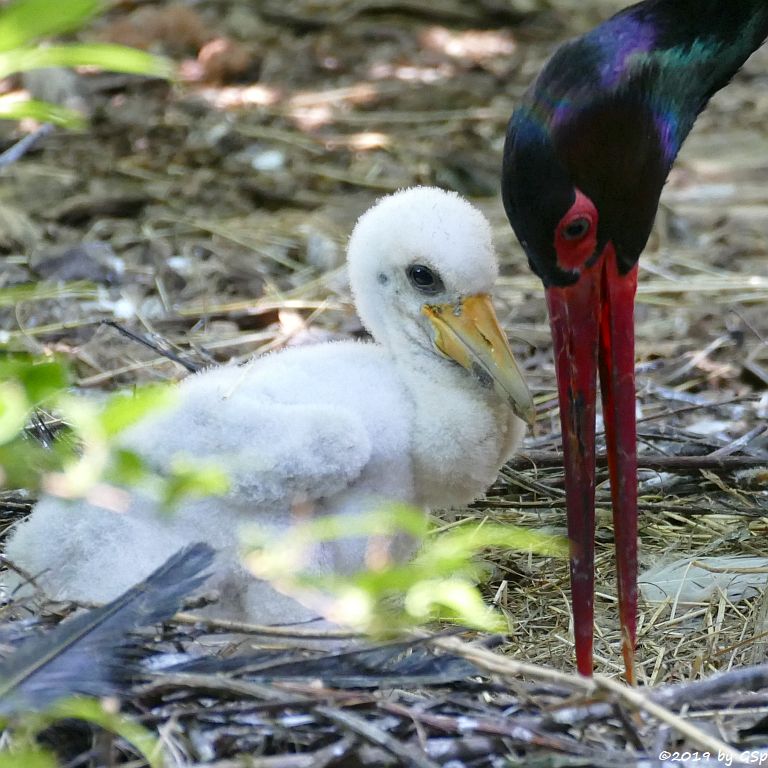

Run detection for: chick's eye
[[407, 264, 443, 294], [562, 217, 591, 241]]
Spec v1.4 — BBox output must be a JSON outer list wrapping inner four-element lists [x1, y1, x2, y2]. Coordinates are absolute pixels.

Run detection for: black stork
[[502, 0, 768, 682]]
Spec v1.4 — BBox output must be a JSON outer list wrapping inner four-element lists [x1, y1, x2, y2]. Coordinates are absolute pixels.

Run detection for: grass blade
[[0, 44, 173, 80], [0, 0, 102, 51]]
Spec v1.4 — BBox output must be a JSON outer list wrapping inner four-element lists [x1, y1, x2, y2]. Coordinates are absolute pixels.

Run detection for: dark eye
[[562, 217, 591, 240], [407, 264, 443, 294]]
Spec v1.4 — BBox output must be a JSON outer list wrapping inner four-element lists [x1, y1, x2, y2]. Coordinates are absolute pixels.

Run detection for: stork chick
[[5, 187, 534, 626]]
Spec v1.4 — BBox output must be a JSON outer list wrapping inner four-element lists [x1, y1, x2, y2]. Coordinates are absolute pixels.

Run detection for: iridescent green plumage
[[504, 0, 768, 285]]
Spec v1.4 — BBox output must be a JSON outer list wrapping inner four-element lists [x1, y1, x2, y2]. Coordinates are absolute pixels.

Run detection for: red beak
[[545, 246, 638, 683]]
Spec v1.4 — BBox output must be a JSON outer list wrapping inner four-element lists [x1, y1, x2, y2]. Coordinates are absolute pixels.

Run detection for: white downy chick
[[4, 187, 534, 626]]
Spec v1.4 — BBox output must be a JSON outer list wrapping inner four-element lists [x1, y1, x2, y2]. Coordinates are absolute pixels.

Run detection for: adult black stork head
[[502, 0, 768, 682]]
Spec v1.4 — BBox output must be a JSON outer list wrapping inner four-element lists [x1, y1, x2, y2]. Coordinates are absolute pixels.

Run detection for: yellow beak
[[422, 294, 535, 426]]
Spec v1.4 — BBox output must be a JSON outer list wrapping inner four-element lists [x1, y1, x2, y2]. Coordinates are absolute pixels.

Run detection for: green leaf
[[405, 578, 505, 631], [0, 380, 28, 445], [246, 503, 428, 549], [243, 508, 567, 636], [0, 44, 174, 80], [0, 747, 57, 768], [17, 361, 69, 405], [0, 355, 70, 405], [0, 0, 102, 51], [0, 97, 84, 126], [0, 435, 73, 489], [161, 460, 230, 510], [99, 385, 175, 438], [50, 698, 162, 768], [109, 448, 149, 486], [417, 522, 567, 574], [5, 697, 162, 768]]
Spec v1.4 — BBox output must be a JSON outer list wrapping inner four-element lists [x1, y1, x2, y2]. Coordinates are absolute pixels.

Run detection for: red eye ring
[[553, 188, 599, 272], [562, 216, 591, 241]]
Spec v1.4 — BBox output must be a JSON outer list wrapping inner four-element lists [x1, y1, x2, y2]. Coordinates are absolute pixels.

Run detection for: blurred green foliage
[[0, 355, 220, 766], [0, 353, 228, 506], [0, 0, 172, 126], [1, 697, 162, 768], [244, 504, 567, 634]]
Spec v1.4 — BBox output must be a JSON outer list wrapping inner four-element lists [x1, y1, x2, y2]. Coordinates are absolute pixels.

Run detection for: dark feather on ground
[[0, 542, 214, 714]]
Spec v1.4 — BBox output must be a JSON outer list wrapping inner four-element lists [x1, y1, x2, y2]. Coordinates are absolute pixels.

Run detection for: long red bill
[[545, 250, 638, 683]]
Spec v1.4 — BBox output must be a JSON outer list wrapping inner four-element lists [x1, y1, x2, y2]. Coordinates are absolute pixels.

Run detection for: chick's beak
[[423, 293, 535, 426]]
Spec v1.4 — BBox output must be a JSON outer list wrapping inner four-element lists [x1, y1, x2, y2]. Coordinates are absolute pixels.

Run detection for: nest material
[[4, 610, 768, 766], [0, 0, 767, 763]]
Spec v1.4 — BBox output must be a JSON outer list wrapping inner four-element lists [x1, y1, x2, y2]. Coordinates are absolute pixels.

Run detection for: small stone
[[32, 241, 124, 284]]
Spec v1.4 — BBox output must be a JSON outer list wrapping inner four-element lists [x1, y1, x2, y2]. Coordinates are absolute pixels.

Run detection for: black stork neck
[[503, 0, 768, 288], [501, 0, 768, 681]]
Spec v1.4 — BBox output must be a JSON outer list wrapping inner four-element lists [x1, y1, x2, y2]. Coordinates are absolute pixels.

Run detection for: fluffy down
[[4, 186, 530, 626]]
